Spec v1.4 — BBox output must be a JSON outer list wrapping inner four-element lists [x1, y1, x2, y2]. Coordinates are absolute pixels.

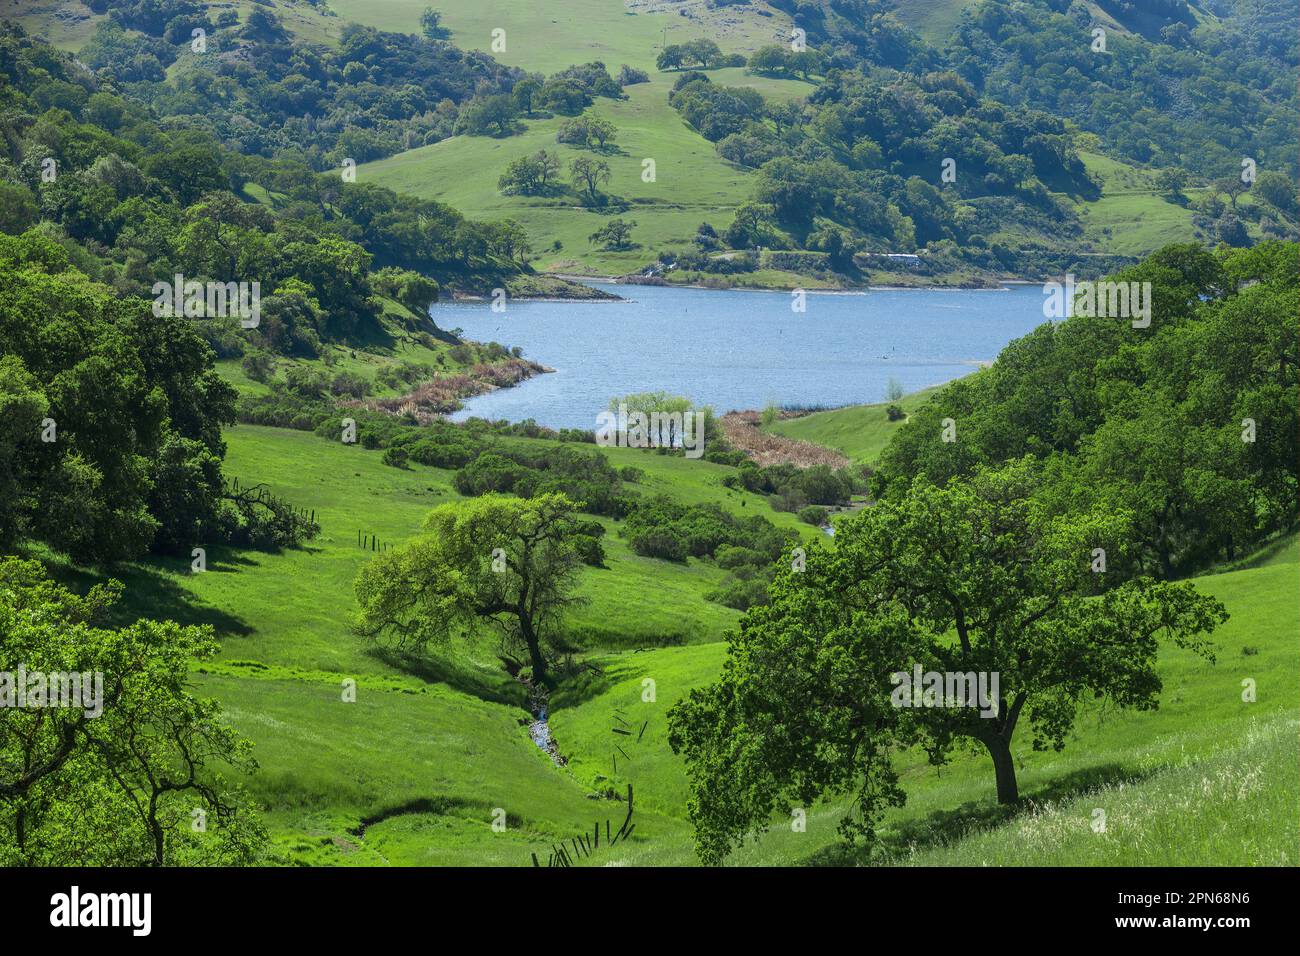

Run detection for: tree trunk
[[519, 615, 548, 687], [985, 735, 1019, 804], [1157, 539, 1175, 579]]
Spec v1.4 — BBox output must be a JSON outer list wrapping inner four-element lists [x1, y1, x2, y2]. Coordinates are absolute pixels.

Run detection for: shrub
[[715, 544, 769, 569], [798, 504, 829, 526], [706, 574, 769, 610], [630, 529, 688, 562], [241, 351, 275, 383], [618, 65, 650, 86]]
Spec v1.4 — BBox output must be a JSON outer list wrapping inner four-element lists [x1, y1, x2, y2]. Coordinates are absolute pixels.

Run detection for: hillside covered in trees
[[1, 0, 1296, 882]]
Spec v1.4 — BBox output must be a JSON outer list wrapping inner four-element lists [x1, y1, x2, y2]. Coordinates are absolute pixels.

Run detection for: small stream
[[526, 691, 566, 766]]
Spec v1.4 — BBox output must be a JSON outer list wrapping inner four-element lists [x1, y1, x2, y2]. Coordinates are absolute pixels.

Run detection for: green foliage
[[722, 459, 859, 510], [747, 44, 825, 79], [946, 0, 1297, 179], [0, 230, 237, 561], [668, 460, 1227, 864], [497, 150, 563, 196], [0, 557, 265, 865], [419, 7, 451, 40], [453, 445, 633, 517], [457, 94, 522, 138], [624, 496, 788, 563], [569, 155, 611, 205], [0, 21, 534, 314], [657, 39, 725, 72], [557, 114, 618, 150], [874, 242, 1300, 577], [354, 493, 592, 683], [372, 266, 440, 314], [797, 504, 829, 525], [589, 217, 637, 251]]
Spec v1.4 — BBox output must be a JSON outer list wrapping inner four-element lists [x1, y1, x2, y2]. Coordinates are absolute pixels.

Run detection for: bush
[[452, 445, 631, 516], [618, 64, 649, 86], [241, 351, 275, 383], [798, 504, 829, 526], [706, 574, 769, 610], [331, 371, 371, 398], [629, 529, 688, 562], [573, 534, 606, 567], [769, 488, 807, 513], [382, 447, 409, 469], [715, 544, 769, 569], [886, 404, 905, 421]]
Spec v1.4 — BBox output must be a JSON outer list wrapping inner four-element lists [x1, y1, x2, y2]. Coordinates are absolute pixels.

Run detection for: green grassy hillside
[[328, 0, 792, 74], [765, 385, 945, 464], [8, 0, 1218, 281], [40, 409, 1291, 866], [324, 0, 815, 277], [357, 79, 789, 277], [890, 0, 975, 43], [553, 534, 1299, 865]]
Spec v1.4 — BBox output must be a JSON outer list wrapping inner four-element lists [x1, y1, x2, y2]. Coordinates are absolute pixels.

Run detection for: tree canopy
[[354, 494, 600, 685], [668, 460, 1227, 864]]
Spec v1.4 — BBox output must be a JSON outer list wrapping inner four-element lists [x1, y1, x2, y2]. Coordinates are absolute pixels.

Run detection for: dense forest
[[0, 19, 549, 568], [655, 0, 1300, 269]]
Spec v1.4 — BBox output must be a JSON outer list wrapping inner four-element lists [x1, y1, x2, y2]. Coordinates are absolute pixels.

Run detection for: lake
[[434, 283, 1048, 430]]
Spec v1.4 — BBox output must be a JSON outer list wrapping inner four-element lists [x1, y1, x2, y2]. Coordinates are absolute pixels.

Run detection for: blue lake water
[[434, 283, 1048, 430]]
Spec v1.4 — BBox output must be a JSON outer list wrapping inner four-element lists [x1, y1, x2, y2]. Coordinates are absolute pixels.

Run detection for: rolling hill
[[44, 419, 1293, 865]]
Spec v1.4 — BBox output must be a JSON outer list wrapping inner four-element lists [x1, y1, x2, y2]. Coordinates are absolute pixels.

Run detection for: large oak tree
[[668, 461, 1227, 864], [354, 493, 595, 685]]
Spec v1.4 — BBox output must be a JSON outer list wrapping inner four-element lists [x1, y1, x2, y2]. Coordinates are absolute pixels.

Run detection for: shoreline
[[449, 273, 1045, 301], [548, 272, 1036, 295]]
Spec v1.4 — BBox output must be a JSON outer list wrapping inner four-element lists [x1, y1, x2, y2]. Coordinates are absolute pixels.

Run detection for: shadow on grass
[[48, 551, 254, 637], [352, 795, 478, 837], [547, 657, 642, 710], [1214, 529, 1298, 574], [800, 761, 1160, 866], [368, 645, 528, 709]]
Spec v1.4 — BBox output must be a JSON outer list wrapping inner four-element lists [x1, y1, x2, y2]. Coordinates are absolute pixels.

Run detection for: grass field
[[889, 0, 975, 44], [336, 0, 816, 277], [327, 0, 791, 74], [45, 405, 1292, 867], [0, 0, 103, 51], [764, 385, 945, 464], [553, 535, 1300, 865], [358, 70, 812, 276], [1072, 152, 1206, 255]]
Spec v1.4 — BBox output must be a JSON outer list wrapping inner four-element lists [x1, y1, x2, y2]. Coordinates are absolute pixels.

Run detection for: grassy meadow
[[356, 68, 813, 277], [44, 401, 1292, 867], [6, 0, 1291, 872], [764, 386, 945, 464]]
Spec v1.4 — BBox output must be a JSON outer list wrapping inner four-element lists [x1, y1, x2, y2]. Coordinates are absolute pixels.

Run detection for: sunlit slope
[[765, 386, 945, 464], [80, 414, 1294, 866], [358, 72, 812, 274], [327, 0, 792, 74], [551, 534, 1299, 864]]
